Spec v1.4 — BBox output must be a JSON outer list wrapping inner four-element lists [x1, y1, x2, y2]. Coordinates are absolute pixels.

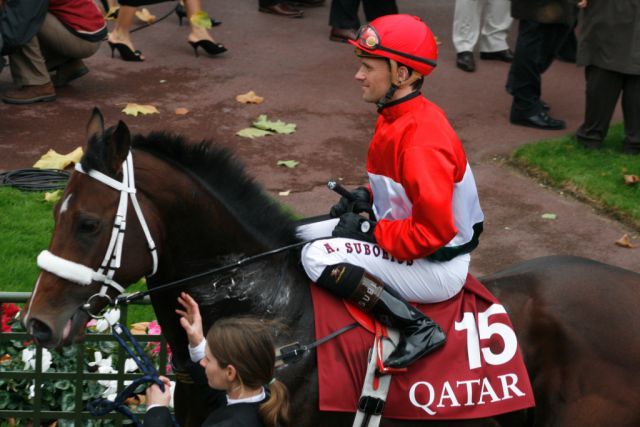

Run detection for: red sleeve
[[373, 145, 459, 260]]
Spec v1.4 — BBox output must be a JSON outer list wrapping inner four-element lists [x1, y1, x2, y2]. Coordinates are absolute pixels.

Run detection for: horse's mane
[[82, 128, 299, 247]]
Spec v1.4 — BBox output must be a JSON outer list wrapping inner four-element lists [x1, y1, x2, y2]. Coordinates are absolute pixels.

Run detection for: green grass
[[512, 123, 640, 227], [0, 187, 153, 324]]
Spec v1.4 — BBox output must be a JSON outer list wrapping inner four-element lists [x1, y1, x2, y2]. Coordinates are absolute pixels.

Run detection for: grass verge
[[0, 187, 153, 324], [512, 123, 640, 229]]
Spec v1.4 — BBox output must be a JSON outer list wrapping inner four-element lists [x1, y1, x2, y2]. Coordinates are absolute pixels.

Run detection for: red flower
[[0, 303, 20, 333]]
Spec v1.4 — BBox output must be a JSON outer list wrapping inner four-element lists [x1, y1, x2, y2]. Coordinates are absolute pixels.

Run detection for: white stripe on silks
[[37, 250, 96, 286]]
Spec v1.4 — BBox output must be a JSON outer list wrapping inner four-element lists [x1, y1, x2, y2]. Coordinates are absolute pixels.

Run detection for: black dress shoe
[[540, 100, 550, 111], [288, 0, 325, 6], [480, 49, 514, 62], [259, 3, 304, 18], [329, 27, 356, 43], [456, 51, 475, 72], [510, 111, 566, 130]]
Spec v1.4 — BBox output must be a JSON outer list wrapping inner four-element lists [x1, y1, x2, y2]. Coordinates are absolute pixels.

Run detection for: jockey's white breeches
[[298, 218, 470, 303]]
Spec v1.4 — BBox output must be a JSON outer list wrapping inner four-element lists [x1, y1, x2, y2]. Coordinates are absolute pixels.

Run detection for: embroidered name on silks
[[322, 242, 414, 266], [409, 373, 526, 416]]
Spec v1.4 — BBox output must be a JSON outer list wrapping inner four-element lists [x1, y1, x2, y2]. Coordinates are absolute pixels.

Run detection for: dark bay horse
[[23, 110, 640, 426]]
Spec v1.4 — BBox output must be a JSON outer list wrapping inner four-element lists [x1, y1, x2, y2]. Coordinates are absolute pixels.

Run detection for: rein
[[87, 323, 179, 427], [115, 239, 313, 305]]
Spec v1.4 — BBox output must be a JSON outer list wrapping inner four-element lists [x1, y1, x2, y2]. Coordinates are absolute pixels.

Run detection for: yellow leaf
[[623, 174, 639, 185], [277, 160, 299, 168], [105, 5, 120, 20], [236, 128, 273, 139], [253, 115, 296, 134], [236, 91, 265, 104], [190, 11, 212, 29], [279, 190, 291, 196], [33, 147, 83, 170], [44, 190, 63, 204], [135, 8, 156, 23], [130, 322, 150, 335], [615, 234, 637, 249], [122, 103, 160, 117], [175, 107, 190, 115]]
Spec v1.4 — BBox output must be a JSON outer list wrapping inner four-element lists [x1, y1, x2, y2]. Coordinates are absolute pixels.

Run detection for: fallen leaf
[[130, 321, 150, 335], [277, 160, 299, 168], [623, 174, 640, 185], [122, 103, 160, 117], [104, 6, 119, 20], [236, 91, 265, 104], [135, 8, 156, 23], [236, 128, 273, 139], [434, 36, 442, 46], [279, 190, 291, 196], [541, 213, 557, 220], [253, 114, 296, 134], [615, 234, 637, 249], [159, 80, 167, 84], [33, 147, 83, 170], [44, 190, 63, 204], [175, 107, 189, 115], [190, 11, 212, 29]]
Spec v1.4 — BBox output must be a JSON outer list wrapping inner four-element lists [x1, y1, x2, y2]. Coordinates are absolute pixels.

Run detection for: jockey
[[299, 14, 484, 369]]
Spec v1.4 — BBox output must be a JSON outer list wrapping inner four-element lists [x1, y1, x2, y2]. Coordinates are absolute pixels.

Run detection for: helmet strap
[[377, 61, 423, 111], [376, 83, 398, 111]]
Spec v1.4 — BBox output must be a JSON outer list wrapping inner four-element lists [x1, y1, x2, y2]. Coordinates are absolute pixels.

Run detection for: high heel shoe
[[188, 40, 227, 57], [175, 4, 222, 26], [108, 42, 144, 62]]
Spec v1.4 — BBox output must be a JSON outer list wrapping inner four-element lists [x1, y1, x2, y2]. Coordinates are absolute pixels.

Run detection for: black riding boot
[[316, 263, 446, 369]]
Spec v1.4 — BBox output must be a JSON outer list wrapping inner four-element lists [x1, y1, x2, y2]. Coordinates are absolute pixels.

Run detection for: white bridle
[[36, 152, 158, 311]]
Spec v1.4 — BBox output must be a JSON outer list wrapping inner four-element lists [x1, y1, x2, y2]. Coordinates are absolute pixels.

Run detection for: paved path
[[0, 0, 637, 275]]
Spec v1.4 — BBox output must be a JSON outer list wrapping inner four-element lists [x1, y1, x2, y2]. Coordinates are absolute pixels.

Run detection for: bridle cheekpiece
[[36, 152, 158, 316]]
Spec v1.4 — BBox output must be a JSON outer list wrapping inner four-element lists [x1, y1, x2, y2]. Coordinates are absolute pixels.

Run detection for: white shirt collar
[[226, 387, 266, 406]]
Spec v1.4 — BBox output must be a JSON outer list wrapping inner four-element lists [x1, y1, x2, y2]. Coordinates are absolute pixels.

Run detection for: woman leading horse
[[22, 110, 640, 426]]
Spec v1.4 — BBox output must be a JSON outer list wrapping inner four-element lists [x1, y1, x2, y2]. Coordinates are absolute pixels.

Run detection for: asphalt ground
[[0, 0, 637, 276]]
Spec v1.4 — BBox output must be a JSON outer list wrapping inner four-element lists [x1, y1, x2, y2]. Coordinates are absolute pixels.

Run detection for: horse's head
[[23, 109, 159, 348]]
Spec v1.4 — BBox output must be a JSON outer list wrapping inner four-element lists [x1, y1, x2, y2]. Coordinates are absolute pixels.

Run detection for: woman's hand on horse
[[145, 376, 172, 407], [176, 292, 204, 347]]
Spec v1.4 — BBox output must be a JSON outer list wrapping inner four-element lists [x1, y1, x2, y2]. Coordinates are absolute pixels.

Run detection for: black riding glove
[[332, 212, 377, 243], [329, 186, 374, 219]]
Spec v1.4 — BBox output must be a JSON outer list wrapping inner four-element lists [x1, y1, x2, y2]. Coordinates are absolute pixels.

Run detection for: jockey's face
[[355, 57, 392, 104]]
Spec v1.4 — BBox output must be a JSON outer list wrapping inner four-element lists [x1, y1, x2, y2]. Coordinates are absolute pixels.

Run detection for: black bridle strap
[[115, 238, 328, 305]]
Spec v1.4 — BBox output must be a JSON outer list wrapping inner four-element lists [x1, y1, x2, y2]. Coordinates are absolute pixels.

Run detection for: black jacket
[[143, 361, 266, 427], [0, 0, 48, 55]]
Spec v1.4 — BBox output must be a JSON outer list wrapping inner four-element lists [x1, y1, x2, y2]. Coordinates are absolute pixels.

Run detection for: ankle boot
[[373, 284, 446, 368], [316, 263, 446, 369]]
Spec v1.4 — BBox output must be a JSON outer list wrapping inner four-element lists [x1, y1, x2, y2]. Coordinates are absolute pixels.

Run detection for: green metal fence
[[0, 292, 172, 426]]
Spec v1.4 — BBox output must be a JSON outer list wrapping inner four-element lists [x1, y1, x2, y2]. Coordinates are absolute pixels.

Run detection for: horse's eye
[[77, 218, 101, 235]]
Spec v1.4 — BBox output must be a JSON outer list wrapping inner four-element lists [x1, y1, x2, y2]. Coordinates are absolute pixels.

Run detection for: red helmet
[[348, 14, 438, 77]]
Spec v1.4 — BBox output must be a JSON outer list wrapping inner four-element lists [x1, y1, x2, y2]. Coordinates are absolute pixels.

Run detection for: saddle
[[309, 274, 535, 421]]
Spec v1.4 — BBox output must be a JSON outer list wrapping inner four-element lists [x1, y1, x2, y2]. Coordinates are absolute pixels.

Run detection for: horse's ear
[[86, 107, 104, 141], [106, 120, 131, 173]]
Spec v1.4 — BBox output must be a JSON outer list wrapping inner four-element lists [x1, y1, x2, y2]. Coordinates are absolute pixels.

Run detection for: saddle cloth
[[310, 274, 535, 420]]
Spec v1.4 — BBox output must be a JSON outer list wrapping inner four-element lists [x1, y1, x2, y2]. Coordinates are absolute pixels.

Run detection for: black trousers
[[259, 0, 280, 7], [577, 65, 640, 146], [329, 0, 398, 30], [507, 19, 572, 119]]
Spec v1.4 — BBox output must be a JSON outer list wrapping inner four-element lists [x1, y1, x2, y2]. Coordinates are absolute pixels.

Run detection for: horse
[[22, 109, 640, 427]]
